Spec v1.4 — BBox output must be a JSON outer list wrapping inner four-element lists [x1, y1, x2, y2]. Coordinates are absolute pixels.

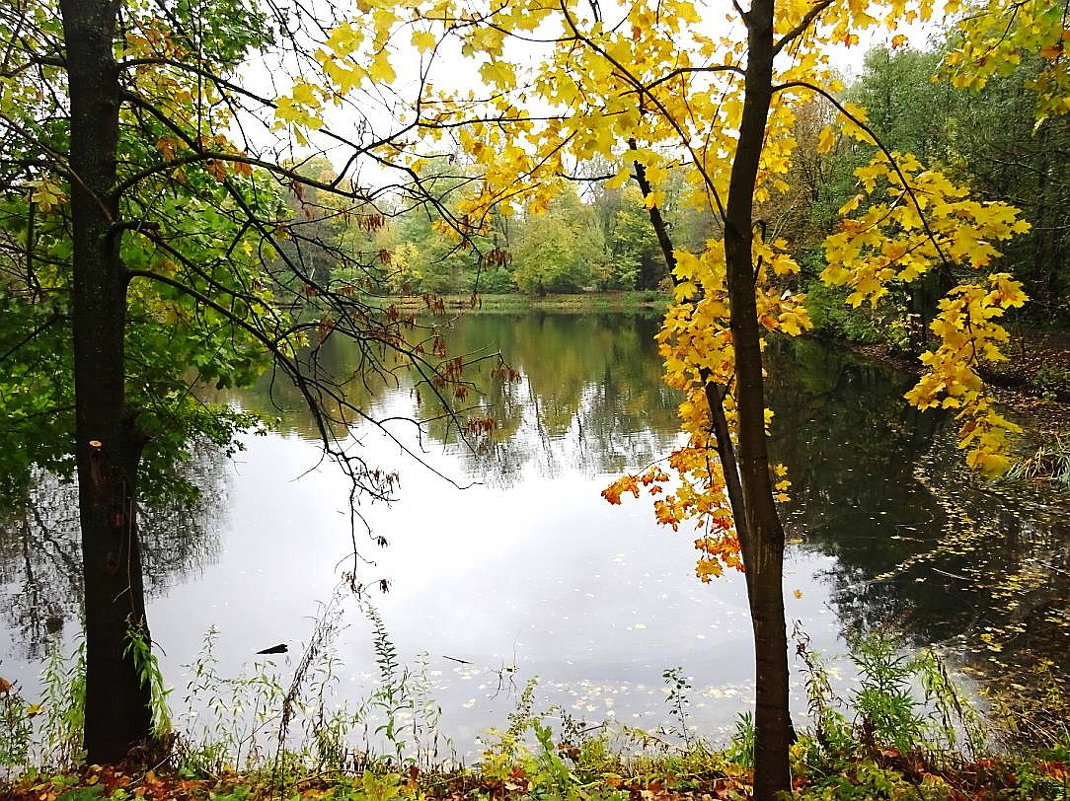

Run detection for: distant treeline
[[280, 35, 1068, 330]]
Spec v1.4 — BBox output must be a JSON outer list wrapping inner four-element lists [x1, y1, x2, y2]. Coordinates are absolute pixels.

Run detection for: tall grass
[[8, 614, 1063, 801], [1007, 434, 1070, 488], [795, 629, 985, 775]]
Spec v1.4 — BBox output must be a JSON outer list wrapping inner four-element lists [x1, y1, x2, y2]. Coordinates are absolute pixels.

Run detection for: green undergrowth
[[1006, 433, 1070, 489], [2, 610, 1068, 800]]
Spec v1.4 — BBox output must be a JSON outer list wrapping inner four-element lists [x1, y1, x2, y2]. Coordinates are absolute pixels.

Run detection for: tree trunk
[[633, 39, 792, 791], [1032, 124, 1057, 318], [61, 0, 155, 762], [724, 0, 793, 797]]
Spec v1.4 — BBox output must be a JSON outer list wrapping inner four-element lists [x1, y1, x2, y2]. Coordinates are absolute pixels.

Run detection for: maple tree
[[275, 0, 1052, 795], [943, 0, 1069, 125], [849, 44, 1070, 324]]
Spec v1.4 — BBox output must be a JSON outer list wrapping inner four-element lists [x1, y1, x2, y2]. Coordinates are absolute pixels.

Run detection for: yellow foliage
[[274, 95, 324, 130], [822, 150, 1028, 476], [816, 125, 836, 155], [27, 177, 67, 212], [290, 80, 320, 107], [304, 0, 1038, 579], [943, 0, 1069, 122], [369, 51, 396, 83], [411, 30, 437, 52]]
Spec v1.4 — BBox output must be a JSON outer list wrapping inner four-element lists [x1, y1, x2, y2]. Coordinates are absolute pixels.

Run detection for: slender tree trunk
[[724, 0, 793, 797], [633, 45, 792, 790], [61, 0, 155, 762], [629, 151, 752, 557], [1033, 124, 1056, 318]]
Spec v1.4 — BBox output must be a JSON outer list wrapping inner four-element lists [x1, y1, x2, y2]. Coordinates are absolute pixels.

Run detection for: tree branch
[[772, 0, 834, 56], [774, 79, 956, 275]]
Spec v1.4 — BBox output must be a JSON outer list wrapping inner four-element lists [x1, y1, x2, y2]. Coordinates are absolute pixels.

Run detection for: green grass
[[3, 617, 1068, 800]]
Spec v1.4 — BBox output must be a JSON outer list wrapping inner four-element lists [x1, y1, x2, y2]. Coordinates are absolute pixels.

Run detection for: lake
[[1, 311, 1068, 758]]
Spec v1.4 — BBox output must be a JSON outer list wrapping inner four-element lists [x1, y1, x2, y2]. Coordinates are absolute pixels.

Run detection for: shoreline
[[378, 291, 671, 313], [824, 331, 1070, 434]]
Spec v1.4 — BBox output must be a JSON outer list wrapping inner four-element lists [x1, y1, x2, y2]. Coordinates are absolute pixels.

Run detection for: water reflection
[[1, 314, 1067, 749], [767, 337, 945, 634], [767, 337, 1070, 702], [239, 312, 682, 485], [0, 452, 228, 660], [439, 312, 681, 482], [0, 479, 81, 655]]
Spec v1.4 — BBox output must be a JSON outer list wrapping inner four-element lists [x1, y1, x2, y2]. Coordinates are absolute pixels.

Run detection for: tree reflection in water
[[767, 337, 1070, 717], [244, 318, 1070, 704], [236, 311, 684, 487], [434, 312, 683, 485], [3, 316, 1066, 737], [0, 449, 227, 660]]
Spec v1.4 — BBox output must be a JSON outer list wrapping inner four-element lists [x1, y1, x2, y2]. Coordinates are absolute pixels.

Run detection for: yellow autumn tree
[[278, 0, 1041, 796], [943, 0, 1070, 124]]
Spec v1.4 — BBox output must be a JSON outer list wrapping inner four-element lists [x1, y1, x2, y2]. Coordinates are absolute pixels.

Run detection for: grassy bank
[[2, 730, 1068, 800], [380, 291, 670, 313], [3, 631, 1068, 800]]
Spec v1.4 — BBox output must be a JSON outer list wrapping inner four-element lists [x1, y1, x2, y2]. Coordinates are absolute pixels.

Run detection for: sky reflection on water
[[141, 402, 844, 752], [3, 312, 1067, 756]]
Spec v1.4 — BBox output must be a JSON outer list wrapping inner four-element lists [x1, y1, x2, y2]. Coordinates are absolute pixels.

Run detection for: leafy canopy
[[0, 0, 472, 508], [0, 0, 285, 498], [259, 0, 1047, 576]]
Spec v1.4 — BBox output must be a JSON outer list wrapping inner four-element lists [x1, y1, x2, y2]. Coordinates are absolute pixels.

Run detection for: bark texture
[[634, 51, 792, 790], [724, 1, 793, 797], [61, 0, 155, 762]]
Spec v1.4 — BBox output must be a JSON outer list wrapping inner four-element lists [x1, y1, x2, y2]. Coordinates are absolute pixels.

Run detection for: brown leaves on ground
[[851, 329, 1070, 432], [1, 754, 1068, 801]]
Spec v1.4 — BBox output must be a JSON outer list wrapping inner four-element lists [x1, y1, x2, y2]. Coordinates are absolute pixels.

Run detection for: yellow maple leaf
[[290, 80, 319, 107], [816, 124, 836, 154], [412, 30, 437, 52], [479, 59, 516, 88], [369, 51, 396, 83]]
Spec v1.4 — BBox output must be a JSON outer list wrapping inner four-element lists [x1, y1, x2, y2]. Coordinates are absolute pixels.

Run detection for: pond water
[[1, 311, 1068, 757]]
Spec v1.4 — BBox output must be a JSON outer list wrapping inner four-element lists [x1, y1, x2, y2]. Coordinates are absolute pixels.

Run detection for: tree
[[0, 0, 487, 761], [943, 0, 1069, 125], [795, 43, 1070, 334], [603, 186, 666, 290], [940, 0, 1070, 324], [854, 48, 950, 165], [938, 54, 1070, 321], [286, 1, 1039, 796], [511, 186, 597, 294]]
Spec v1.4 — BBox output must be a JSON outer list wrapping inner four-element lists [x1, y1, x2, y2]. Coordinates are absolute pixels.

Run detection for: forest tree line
[[286, 37, 1067, 330]]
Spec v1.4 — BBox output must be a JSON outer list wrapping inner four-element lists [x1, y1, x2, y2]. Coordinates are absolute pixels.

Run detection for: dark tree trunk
[[724, 0, 793, 797], [1033, 124, 1058, 318], [637, 251, 656, 290], [632, 57, 791, 792], [61, 0, 155, 762]]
